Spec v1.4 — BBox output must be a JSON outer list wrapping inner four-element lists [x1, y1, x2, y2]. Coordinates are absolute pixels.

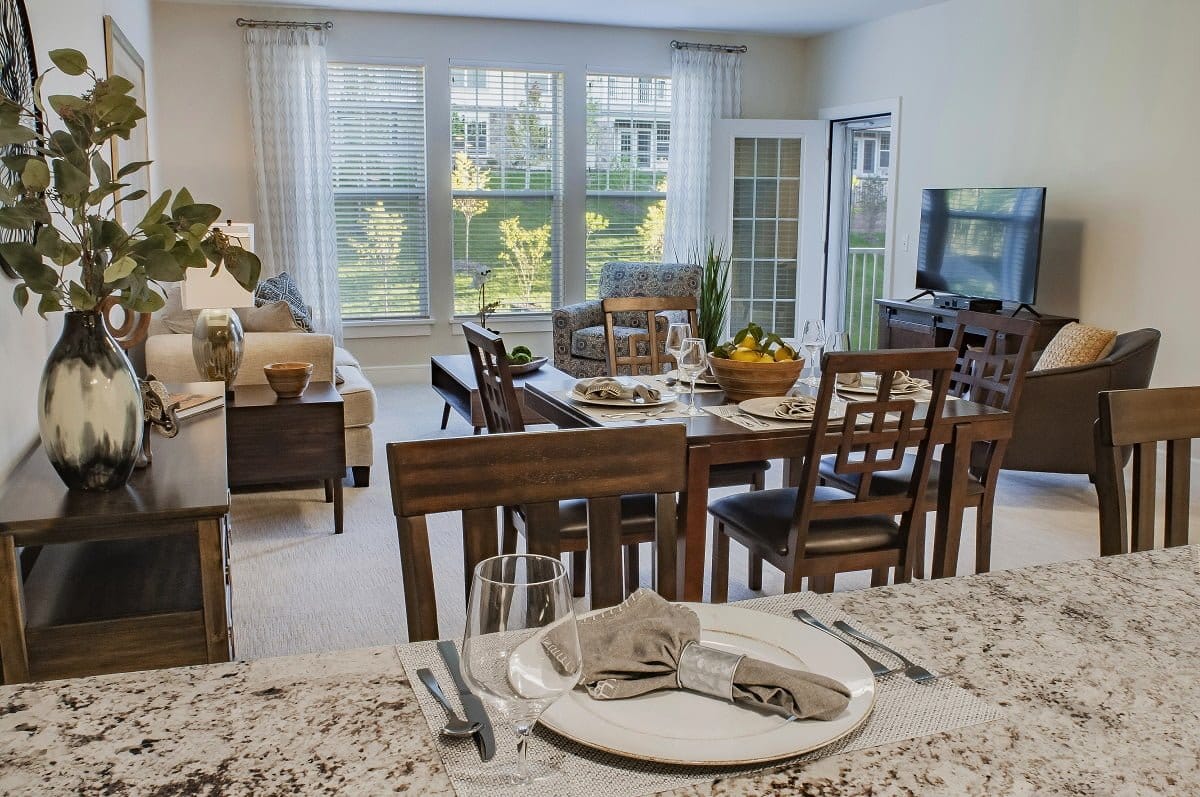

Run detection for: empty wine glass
[[827, 330, 851, 353], [664, 322, 691, 376], [462, 554, 582, 785], [800, 320, 827, 386], [677, 337, 707, 416]]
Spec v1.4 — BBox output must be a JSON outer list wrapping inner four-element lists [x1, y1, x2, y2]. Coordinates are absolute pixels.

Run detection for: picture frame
[[103, 15, 151, 227]]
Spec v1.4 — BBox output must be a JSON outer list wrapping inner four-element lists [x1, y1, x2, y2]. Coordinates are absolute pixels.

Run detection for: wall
[[804, 0, 1199, 386], [0, 0, 155, 479], [151, 3, 809, 382]]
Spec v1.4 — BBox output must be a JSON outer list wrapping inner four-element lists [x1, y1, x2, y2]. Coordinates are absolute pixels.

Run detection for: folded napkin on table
[[773, 396, 817, 421], [574, 377, 661, 403], [542, 589, 850, 721], [837, 371, 930, 393]]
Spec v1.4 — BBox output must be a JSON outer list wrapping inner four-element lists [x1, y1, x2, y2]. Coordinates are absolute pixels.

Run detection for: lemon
[[738, 333, 758, 349], [758, 352, 776, 363], [730, 348, 761, 363], [774, 345, 795, 362]]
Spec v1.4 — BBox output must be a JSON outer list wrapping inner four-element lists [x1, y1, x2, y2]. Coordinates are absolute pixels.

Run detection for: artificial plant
[[696, 238, 731, 352]]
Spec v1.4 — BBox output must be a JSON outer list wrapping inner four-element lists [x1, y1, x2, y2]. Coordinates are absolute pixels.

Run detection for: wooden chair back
[[386, 425, 688, 641], [946, 310, 1038, 411], [1095, 386, 1200, 555], [99, 296, 151, 351], [601, 296, 698, 376], [793, 348, 958, 570], [463, 321, 524, 434]]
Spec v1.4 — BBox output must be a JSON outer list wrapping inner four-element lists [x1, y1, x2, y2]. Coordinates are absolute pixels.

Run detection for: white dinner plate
[[569, 378, 677, 408], [738, 396, 849, 423], [538, 603, 875, 766], [836, 374, 929, 397]]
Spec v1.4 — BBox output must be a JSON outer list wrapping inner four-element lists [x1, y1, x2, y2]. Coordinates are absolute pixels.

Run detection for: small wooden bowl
[[264, 361, 313, 398], [706, 353, 806, 402]]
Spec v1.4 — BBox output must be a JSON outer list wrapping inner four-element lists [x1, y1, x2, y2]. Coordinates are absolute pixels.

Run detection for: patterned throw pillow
[[253, 272, 313, 332], [1032, 322, 1118, 371]]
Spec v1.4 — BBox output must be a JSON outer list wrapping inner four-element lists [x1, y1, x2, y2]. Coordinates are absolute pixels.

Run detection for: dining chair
[[1095, 386, 1200, 556], [463, 321, 668, 599], [818, 310, 1037, 578], [601, 296, 698, 377], [387, 424, 686, 641], [708, 347, 958, 601]]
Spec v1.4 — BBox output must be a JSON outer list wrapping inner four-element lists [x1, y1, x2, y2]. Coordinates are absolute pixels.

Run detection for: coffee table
[[226, 382, 346, 534], [430, 354, 563, 433]]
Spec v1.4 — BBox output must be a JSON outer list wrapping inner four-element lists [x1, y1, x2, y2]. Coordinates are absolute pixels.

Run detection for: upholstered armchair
[[552, 261, 701, 378]]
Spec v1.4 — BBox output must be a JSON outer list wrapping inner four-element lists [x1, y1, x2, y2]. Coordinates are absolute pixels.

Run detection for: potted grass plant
[[0, 48, 259, 491], [696, 238, 731, 353]]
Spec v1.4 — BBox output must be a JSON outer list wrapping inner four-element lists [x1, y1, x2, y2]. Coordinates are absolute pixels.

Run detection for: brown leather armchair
[[998, 328, 1160, 477]]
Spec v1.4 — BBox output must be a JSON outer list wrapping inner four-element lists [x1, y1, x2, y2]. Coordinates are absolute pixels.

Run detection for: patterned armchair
[[552, 262, 702, 378]]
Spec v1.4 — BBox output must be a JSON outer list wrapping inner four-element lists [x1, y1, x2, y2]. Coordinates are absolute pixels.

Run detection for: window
[[329, 63, 429, 320], [878, 132, 891, 171], [451, 66, 564, 315], [585, 73, 671, 297], [862, 138, 876, 174]]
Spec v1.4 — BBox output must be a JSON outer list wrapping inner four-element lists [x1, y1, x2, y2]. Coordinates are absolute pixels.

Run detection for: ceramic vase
[[38, 310, 144, 491]]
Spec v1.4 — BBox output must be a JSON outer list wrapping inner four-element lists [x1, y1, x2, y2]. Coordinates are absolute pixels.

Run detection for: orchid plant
[[472, 266, 499, 329]]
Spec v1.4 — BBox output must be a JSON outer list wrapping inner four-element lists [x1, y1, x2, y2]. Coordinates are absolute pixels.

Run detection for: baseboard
[[360, 363, 430, 385]]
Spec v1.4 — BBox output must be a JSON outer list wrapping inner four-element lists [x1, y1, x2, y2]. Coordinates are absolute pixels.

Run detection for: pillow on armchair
[[1032, 322, 1117, 371]]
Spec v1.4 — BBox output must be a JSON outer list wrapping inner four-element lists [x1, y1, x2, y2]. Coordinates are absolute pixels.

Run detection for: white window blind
[[585, 73, 671, 297], [451, 66, 563, 316], [329, 63, 429, 320]]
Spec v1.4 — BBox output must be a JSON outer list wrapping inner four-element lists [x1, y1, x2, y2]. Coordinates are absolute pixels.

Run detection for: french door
[[709, 119, 828, 339]]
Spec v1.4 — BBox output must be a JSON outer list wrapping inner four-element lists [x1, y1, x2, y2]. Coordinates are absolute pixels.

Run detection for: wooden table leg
[[678, 443, 712, 602], [324, 479, 334, 503], [197, 517, 231, 663], [333, 479, 344, 535], [0, 536, 30, 683], [440, 402, 452, 430], [933, 424, 972, 579]]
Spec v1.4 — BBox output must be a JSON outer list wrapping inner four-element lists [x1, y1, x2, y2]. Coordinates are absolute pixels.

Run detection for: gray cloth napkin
[[837, 371, 930, 393], [574, 377, 661, 403], [774, 396, 817, 420], [544, 589, 851, 721]]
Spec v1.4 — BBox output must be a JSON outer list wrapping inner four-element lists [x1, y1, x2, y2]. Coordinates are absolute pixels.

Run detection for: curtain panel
[[244, 27, 343, 343], [663, 48, 742, 263]]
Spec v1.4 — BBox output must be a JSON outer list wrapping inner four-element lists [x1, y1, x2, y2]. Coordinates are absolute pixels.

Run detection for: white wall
[[151, 3, 809, 382], [804, 0, 1198, 386], [0, 0, 155, 479]]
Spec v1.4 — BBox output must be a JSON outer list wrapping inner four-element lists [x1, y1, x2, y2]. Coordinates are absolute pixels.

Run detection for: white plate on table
[[738, 396, 849, 424], [666, 368, 720, 387], [538, 603, 875, 766], [569, 378, 677, 408], [837, 375, 929, 397]]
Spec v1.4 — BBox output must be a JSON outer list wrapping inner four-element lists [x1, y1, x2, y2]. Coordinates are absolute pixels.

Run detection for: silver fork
[[832, 621, 938, 683], [733, 412, 768, 429], [601, 407, 672, 418], [792, 609, 892, 677]]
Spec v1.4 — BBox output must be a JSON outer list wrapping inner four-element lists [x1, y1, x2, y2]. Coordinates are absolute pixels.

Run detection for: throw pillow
[[1032, 322, 1118, 371], [254, 272, 314, 332], [237, 300, 304, 333]]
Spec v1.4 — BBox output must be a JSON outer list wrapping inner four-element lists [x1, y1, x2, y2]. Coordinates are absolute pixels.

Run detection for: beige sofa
[[145, 325, 377, 488]]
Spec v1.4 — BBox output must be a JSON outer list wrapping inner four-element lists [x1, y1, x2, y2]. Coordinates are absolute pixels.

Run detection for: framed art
[[0, 0, 38, 278], [104, 15, 151, 227]]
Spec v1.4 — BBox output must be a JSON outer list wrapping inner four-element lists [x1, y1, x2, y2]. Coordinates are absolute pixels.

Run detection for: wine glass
[[664, 322, 691, 376], [462, 554, 582, 785], [800, 320, 827, 386], [827, 330, 851, 353], [677, 337, 707, 416]]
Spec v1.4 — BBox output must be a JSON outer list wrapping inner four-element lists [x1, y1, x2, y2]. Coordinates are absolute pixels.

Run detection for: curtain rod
[[236, 17, 333, 30], [671, 40, 747, 54]]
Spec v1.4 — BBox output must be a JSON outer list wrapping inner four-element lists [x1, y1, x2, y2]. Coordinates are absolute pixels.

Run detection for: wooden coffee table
[[431, 354, 565, 433], [226, 382, 346, 534]]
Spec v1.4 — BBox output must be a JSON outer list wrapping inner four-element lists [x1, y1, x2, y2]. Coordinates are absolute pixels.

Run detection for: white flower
[[471, 268, 493, 290]]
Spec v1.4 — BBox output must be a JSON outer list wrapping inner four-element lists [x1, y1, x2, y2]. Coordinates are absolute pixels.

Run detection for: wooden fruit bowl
[[706, 353, 805, 402], [264, 361, 313, 398]]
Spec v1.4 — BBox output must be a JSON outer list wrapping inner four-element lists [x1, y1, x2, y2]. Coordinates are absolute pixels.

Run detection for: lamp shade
[[182, 222, 256, 310]]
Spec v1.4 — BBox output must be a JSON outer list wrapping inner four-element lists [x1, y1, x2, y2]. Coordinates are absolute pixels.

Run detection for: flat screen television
[[915, 187, 1046, 304]]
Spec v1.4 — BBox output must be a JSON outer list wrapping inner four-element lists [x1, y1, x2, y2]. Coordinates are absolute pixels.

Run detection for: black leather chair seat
[[709, 486, 899, 556], [709, 460, 771, 488], [556, 493, 658, 541], [819, 453, 984, 499]]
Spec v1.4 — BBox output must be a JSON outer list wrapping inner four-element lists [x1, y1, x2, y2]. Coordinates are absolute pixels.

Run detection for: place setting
[[564, 376, 691, 421]]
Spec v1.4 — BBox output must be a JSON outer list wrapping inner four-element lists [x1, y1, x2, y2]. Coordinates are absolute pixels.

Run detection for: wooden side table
[[0, 383, 232, 684], [226, 382, 346, 534], [431, 354, 563, 433]]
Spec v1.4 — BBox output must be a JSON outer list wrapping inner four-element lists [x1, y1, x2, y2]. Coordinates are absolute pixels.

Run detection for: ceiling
[[160, 0, 948, 36]]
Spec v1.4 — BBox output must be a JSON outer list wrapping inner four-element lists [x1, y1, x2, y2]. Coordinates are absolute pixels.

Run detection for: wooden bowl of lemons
[[707, 324, 805, 402]]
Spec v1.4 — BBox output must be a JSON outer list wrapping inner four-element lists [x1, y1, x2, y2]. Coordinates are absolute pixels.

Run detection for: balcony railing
[[842, 247, 885, 350]]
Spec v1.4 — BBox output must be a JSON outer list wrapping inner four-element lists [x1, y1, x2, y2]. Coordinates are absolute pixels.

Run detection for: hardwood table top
[[0, 382, 230, 540], [430, 353, 568, 391], [229, 381, 341, 409]]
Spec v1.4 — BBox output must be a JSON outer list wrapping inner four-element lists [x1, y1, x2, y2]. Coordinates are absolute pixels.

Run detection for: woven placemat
[[395, 592, 1002, 797]]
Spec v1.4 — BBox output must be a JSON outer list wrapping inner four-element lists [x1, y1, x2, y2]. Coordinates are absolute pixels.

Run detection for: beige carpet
[[227, 383, 1193, 660]]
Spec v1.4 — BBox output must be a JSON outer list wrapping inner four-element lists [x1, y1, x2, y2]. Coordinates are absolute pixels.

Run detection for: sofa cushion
[[254, 272, 314, 332], [571, 325, 652, 362], [334, 347, 361, 368], [237, 300, 304, 332], [1033, 322, 1118, 371], [337, 364, 376, 427]]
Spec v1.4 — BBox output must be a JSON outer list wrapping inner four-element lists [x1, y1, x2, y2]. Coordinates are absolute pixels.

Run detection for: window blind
[[329, 63, 429, 320], [584, 73, 671, 297], [450, 67, 563, 316]]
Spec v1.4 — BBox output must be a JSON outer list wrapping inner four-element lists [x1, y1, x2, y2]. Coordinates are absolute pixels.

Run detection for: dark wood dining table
[[521, 376, 1013, 601]]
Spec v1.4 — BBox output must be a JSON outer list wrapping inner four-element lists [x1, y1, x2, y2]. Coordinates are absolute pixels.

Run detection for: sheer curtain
[[244, 27, 343, 343], [663, 48, 742, 262]]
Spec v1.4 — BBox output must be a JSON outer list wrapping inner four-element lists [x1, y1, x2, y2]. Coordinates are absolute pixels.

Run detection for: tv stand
[[1009, 303, 1041, 318]]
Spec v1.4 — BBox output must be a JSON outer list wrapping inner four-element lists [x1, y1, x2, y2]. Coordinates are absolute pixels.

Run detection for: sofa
[[143, 295, 377, 487], [552, 261, 702, 378]]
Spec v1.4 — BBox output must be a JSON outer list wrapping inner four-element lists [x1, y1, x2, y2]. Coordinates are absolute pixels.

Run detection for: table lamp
[[183, 222, 255, 390]]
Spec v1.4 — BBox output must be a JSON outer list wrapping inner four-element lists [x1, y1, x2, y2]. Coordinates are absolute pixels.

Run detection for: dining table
[[520, 373, 1013, 601], [1, 546, 1193, 794]]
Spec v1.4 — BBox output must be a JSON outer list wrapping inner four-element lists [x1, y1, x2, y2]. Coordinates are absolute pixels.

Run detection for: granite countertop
[[2, 546, 1197, 795]]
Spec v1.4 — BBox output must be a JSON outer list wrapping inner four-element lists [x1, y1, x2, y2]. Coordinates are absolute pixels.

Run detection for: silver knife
[[436, 640, 496, 761]]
